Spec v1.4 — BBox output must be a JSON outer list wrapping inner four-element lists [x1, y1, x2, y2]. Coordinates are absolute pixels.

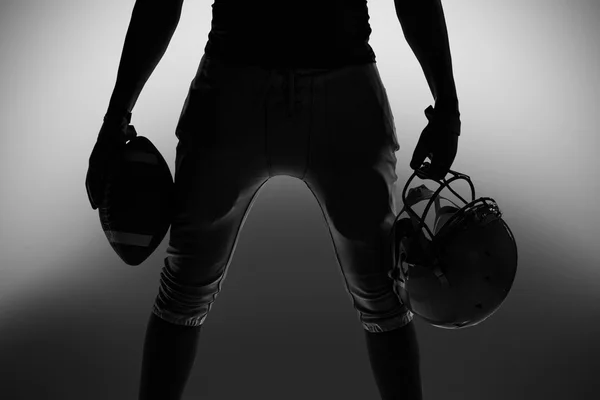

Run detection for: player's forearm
[[394, 0, 459, 115], [105, 0, 183, 119]]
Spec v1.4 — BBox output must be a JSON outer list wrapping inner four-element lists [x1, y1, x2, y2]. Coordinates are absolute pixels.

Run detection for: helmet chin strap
[[395, 237, 450, 290]]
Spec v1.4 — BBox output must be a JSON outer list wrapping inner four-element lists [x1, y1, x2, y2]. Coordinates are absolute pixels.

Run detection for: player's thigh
[[167, 143, 269, 284]]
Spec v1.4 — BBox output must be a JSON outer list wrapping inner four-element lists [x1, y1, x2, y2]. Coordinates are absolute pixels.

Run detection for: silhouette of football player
[[91, 1, 461, 399]]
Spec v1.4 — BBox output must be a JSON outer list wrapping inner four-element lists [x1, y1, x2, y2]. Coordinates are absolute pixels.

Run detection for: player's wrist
[[425, 104, 461, 136], [97, 108, 133, 143], [104, 106, 132, 126], [433, 97, 460, 116]]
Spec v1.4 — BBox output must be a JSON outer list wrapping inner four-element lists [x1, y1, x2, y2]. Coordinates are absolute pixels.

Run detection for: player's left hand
[[410, 105, 460, 181], [85, 112, 137, 210]]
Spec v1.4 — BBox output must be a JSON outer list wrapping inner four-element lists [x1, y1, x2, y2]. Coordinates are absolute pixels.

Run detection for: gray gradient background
[[1, 0, 599, 399]]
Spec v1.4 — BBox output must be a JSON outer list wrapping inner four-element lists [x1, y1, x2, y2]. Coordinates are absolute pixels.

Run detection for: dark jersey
[[204, 0, 376, 68]]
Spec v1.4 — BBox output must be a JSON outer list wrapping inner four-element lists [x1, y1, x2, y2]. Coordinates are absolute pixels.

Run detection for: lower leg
[[138, 312, 203, 400], [364, 320, 423, 400]]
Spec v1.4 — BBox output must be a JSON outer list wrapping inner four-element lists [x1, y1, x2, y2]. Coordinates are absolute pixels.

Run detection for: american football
[[98, 134, 174, 266]]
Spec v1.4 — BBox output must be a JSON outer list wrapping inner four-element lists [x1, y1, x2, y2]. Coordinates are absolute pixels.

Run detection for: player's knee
[[361, 310, 414, 333], [152, 285, 213, 328], [152, 259, 224, 328], [152, 307, 206, 327]]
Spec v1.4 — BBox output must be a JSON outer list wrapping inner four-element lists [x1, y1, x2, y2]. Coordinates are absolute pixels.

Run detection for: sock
[[364, 320, 423, 400], [138, 312, 203, 400]]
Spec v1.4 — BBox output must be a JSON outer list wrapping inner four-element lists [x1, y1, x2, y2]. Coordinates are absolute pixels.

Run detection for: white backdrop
[[0, 1, 598, 399]]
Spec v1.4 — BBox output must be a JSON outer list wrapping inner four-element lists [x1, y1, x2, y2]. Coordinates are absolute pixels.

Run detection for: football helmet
[[389, 162, 518, 329]]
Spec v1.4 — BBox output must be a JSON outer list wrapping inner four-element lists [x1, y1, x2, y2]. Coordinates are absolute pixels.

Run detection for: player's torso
[[204, 0, 376, 68]]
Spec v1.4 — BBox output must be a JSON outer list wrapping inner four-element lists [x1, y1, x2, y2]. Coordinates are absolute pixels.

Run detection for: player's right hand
[[85, 115, 137, 210], [410, 105, 460, 181]]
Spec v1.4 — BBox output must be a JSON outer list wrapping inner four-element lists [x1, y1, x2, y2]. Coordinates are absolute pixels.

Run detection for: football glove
[[410, 105, 460, 181], [85, 113, 138, 210]]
